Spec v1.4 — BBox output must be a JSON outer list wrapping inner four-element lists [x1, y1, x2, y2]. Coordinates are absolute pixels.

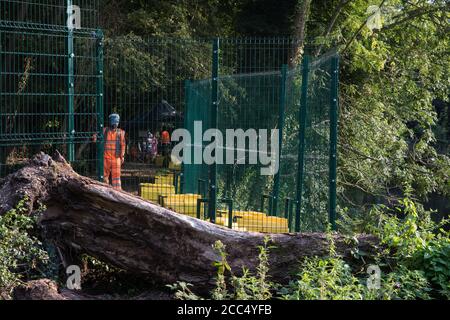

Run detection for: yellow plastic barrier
[[232, 210, 289, 233], [155, 174, 181, 190], [215, 216, 247, 231], [140, 183, 175, 202], [155, 175, 174, 185], [215, 214, 247, 231], [141, 182, 288, 233], [163, 194, 203, 217]]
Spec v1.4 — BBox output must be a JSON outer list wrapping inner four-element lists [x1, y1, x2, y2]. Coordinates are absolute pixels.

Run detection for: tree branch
[[339, 142, 383, 162], [380, 5, 449, 32], [314, 0, 353, 57]]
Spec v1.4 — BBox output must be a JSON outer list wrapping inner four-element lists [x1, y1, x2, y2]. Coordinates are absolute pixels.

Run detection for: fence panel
[[183, 44, 339, 232], [0, 11, 102, 179], [299, 52, 338, 231]]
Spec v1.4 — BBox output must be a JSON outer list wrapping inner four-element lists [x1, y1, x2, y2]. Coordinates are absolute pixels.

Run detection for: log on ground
[[0, 152, 379, 290]]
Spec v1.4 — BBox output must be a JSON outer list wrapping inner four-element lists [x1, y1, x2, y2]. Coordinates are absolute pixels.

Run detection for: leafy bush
[[278, 255, 368, 300], [278, 256, 432, 300], [338, 183, 450, 299], [0, 198, 49, 299], [381, 265, 432, 300], [412, 237, 450, 298], [279, 232, 432, 300], [371, 198, 441, 258]]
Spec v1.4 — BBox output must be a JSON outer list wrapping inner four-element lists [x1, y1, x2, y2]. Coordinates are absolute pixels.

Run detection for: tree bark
[[289, 0, 311, 66], [0, 152, 379, 291], [12, 279, 171, 300]]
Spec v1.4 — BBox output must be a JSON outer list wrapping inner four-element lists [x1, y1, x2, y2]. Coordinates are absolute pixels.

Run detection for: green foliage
[[311, 0, 450, 213], [211, 240, 230, 300], [169, 237, 276, 300], [279, 229, 431, 300], [371, 198, 438, 258], [358, 192, 450, 298], [381, 265, 432, 300], [169, 230, 435, 300], [278, 255, 432, 300], [167, 281, 201, 300], [0, 198, 49, 299], [412, 235, 450, 298], [279, 255, 368, 300]]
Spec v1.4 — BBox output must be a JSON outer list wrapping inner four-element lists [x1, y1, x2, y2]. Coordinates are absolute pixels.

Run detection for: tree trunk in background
[[289, 0, 311, 66], [0, 152, 379, 292]]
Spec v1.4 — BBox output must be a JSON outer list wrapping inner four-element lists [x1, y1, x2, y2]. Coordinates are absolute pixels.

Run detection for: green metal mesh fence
[[216, 72, 280, 206], [183, 49, 339, 232], [103, 37, 212, 194], [300, 53, 338, 231], [0, 0, 102, 179], [0, 2, 338, 233], [275, 65, 302, 231], [0, 0, 99, 31]]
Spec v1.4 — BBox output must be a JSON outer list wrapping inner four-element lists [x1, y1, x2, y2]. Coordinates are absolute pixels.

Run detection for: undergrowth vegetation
[[1, 193, 448, 300], [0, 198, 49, 299], [169, 194, 449, 300]]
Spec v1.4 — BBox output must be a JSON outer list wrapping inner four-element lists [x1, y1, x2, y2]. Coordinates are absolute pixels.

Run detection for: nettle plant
[[168, 237, 276, 300]]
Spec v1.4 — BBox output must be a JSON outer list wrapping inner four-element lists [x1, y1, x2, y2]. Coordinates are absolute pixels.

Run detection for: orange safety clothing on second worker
[[161, 130, 170, 144], [103, 127, 126, 190]]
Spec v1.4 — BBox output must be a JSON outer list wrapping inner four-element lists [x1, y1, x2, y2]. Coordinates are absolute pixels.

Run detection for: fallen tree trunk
[[12, 279, 171, 300], [0, 152, 379, 291]]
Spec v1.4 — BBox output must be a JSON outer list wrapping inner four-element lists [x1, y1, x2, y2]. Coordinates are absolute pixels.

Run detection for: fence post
[[329, 55, 339, 231], [295, 55, 310, 232], [208, 37, 219, 224], [96, 29, 104, 182], [181, 79, 191, 194], [66, 0, 75, 162], [272, 64, 288, 216]]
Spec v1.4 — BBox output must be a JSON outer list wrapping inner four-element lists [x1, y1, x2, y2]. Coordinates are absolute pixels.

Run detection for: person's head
[[109, 113, 120, 129]]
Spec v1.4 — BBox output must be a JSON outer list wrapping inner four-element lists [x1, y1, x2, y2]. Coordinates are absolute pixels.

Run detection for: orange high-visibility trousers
[[104, 157, 122, 190], [102, 127, 125, 190]]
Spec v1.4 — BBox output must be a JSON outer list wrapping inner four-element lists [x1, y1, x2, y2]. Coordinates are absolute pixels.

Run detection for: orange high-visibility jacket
[[103, 127, 126, 160], [161, 130, 170, 144]]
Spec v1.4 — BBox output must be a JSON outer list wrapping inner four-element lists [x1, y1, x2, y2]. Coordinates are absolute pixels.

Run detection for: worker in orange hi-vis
[[161, 127, 171, 168], [103, 113, 126, 190], [161, 127, 170, 145]]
